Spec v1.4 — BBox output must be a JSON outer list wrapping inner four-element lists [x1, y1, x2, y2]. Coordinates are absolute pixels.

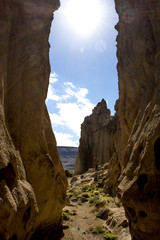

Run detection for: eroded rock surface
[[0, 1, 67, 239], [75, 99, 117, 174], [115, 0, 160, 239]]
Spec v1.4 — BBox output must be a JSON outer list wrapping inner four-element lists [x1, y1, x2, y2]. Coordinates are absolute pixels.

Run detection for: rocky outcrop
[[115, 1, 160, 239], [0, 1, 67, 239], [75, 99, 117, 174]]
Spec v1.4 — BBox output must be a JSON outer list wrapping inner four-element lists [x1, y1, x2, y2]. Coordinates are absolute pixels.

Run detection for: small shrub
[[73, 187, 82, 197], [81, 193, 90, 198], [103, 231, 117, 239], [106, 196, 114, 203], [94, 190, 99, 195], [62, 211, 70, 221], [92, 227, 105, 234], [89, 196, 99, 204], [82, 185, 92, 192], [95, 200, 106, 208]]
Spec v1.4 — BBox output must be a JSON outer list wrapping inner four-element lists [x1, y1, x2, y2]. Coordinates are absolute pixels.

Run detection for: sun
[[63, 0, 103, 36]]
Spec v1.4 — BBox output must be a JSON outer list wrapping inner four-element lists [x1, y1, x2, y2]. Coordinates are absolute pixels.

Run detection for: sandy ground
[[61, 201, 106, 240]]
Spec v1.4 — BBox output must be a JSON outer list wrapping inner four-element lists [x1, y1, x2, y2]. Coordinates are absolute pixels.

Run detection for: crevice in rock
[[138, 144, 143, 155], [137, 174, 148, 191], [154, 138, 160, 171], [0, 233, 6, 240], [9, 234, 18, 240], [30, 224, 64, 240], [23, 207, 31, 226], [139, 210, 147, 218], [133, 236, 138, 240], [127, 207, 136, 218], [0, 163, 16, 190]]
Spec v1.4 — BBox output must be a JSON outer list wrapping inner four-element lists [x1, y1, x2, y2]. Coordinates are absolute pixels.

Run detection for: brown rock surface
[[0, 1, 67, 239], [115, 0, 160, 239], [103, 153, 120, 197], [75, 99, 117, 174]]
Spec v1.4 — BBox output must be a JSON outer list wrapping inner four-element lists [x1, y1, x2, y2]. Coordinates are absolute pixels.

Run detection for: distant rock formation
[[0, 1, 67, 239], [114, 0, 160, 239], [75, 99, 117, 174], [58, 146, 78, 170]]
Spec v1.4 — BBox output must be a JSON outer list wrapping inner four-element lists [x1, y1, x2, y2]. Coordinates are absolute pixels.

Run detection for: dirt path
[[61, 201, 105, 240], [59, 170, 130, 240]]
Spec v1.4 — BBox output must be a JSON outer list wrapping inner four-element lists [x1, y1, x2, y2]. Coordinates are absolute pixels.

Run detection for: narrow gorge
[[0, 0, 160, 240], [74, 1, 160, 239]]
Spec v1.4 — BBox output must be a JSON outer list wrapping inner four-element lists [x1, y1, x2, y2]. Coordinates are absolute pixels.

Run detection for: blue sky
[[46, 0, 118, 147]]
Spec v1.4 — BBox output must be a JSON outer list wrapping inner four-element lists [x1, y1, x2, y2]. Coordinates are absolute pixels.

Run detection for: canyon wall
[[115, 0, 160, 239], [0, 1, 67, 239], [75, 99, 117, 174]]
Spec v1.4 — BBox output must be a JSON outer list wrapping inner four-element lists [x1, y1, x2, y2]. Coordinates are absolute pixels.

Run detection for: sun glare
[[63, 0, 103, 36]]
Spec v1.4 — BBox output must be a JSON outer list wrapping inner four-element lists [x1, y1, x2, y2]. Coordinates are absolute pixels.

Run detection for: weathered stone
[[115, 0, 160, 239], [70, 176, 78, 184], [96, 208, 109, 220], [75, 99, 117, 174], [65, 170, 73, 178], [104, 206, 130, 240], [103, 153, 120, 197], [0, 0, 67, 239]]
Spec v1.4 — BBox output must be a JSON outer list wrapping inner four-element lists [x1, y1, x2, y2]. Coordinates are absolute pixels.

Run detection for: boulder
[[96, 208, 109, 220]]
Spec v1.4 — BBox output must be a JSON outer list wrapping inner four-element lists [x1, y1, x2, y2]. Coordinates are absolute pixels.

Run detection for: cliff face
[[0, 1, 67, 239], [115, 0, 160, 239], [75, 99, 117, 174]]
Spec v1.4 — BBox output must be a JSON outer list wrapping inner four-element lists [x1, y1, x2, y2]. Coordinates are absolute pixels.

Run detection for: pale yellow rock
[[115, 0, 160, 239], [0, 0, 67, 239]]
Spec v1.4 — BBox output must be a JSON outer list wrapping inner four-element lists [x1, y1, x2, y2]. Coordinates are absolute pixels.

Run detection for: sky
[[46, 0, 118, 147]]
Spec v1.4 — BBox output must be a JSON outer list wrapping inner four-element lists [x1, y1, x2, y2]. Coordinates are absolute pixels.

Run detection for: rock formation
[[75, 99, 117, 174], [0, 1, 67, 239], [103, 153, 120, 197], [114, 0, 160, 239]]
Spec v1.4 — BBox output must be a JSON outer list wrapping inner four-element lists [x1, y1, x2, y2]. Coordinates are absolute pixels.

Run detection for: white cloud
[[46, 74, 95, 145], [78, 88, 88, 97], [49, 72, 58, 83], [49, 113, 65, 126], [64, 82, 75, 89], [47, 85, 61, 101], [64, 86, 89, 105], [54, 101, 94, 136], [54, 132, 78, 147], [65, 87, 75, 96]]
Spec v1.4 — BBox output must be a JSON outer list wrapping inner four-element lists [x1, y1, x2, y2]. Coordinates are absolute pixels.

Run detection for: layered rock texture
[[75, 99, 117, 174], [114, 0, 160, 239], [0, 1, 67, 239]]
